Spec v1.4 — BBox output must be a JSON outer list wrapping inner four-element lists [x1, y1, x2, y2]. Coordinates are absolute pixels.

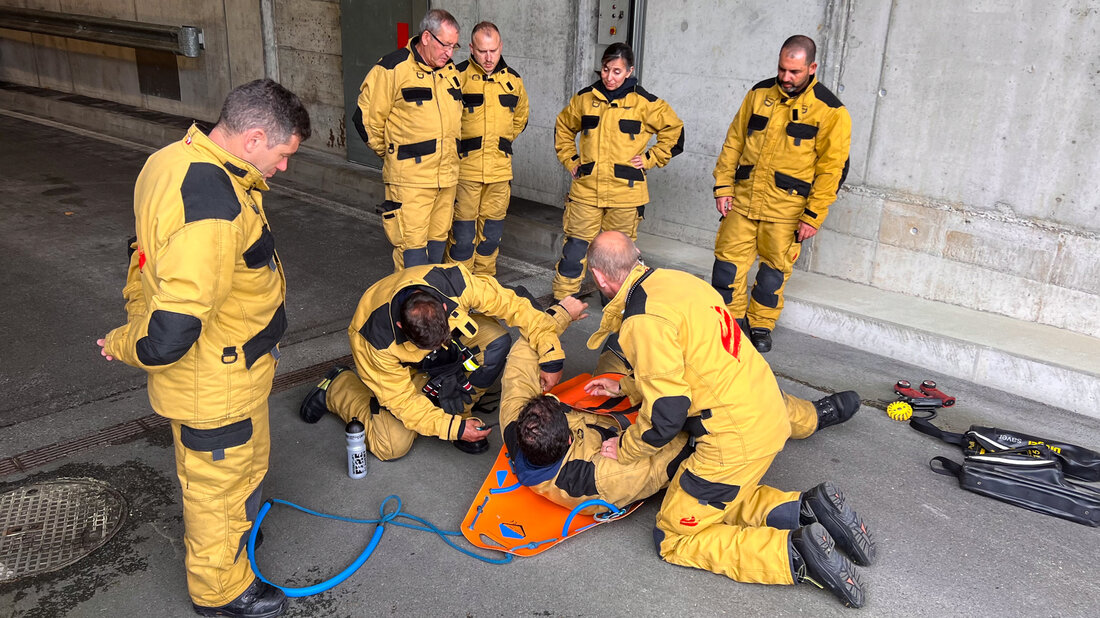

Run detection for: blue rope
[[247, 495, 512, 598]]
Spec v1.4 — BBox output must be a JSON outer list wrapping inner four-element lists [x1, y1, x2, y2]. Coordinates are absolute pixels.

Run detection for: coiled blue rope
[[247, 495, 512, 598]]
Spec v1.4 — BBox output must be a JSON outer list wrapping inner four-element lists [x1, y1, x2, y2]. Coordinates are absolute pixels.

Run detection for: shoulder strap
[[909, 415, 968, 446]]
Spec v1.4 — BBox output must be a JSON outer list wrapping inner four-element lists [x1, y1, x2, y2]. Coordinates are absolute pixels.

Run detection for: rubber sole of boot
[[805, 481, 877, 566], [795, 522, 866, 608], [193, 597, 287, 618]]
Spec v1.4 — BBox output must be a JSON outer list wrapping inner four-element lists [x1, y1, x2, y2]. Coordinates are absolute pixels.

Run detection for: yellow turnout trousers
[[712, 210, 801, 331], [172, 401, 270, 606], [448, 179, 511, 275], [382, 184, 457, 271], [552, 200, 643, 299], [654, 451, 801, 585]]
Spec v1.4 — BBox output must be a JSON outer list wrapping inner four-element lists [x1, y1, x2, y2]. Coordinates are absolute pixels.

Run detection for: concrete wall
[[1, 0, 1098, 338], [0, 0, 264, 120]]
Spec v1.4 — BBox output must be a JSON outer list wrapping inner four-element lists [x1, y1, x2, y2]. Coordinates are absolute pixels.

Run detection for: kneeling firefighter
[[299, 264, 565, 457]]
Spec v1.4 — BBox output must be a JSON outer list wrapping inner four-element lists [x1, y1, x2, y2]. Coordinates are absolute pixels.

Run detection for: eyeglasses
[[427, 29, 460, 52]]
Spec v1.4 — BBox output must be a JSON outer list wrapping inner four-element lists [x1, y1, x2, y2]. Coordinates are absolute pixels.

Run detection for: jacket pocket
[[461, 92, 484, 110], [242, 225, 275, 269], [614, 164, 646, 187], [498, 137, 513, 155], [242, 304, 287, 369], [734, 164, 753, 181], [580, 115, 600, 133], [396, 139, 437, 162], [181, 418, 253, 453], [401, 87, 433, 105], [458, 136, 482, 157], [786, 122, 819, 144], [747, 113, 769, 135], [618, 119, 642, 139], [774, 171, 811, 198], [498, 93, 519, 110], [576, 161, 595, 177]]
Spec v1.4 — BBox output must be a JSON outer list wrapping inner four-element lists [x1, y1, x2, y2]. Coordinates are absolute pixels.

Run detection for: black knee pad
[[557, 237, 590, 278], [426, 240, 446, 264], [751, 262, 783, 308], [403, 247, 429, 267], [448, 220, 476, 261], [468, 332, 512, 389], [710, 260, 738, 304], [652, 526, 666, 555], [765, 499, 801, 530], [475, 218, 505, 256]]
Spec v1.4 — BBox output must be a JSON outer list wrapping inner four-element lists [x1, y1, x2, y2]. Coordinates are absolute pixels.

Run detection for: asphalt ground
[[1, 111, 1098, 617]]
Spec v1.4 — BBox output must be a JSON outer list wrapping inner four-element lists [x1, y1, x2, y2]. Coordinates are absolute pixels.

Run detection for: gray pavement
[[2, 113, 1099, 617]]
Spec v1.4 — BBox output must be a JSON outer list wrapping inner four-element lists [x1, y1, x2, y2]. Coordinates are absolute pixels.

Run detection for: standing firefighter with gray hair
[[710, 35, 851, 353], [97, 79, 310, 617], [355, 9, 464, 270]]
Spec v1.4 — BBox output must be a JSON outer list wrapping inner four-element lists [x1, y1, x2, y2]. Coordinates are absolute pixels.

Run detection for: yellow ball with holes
[[886, 401, 913, 422]]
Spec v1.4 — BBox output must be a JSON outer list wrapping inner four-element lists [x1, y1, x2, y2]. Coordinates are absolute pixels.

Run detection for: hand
[[630, 155, 645, 169], [97, 338, 114, 361], [540, 369, 563, 393], [460, 419, 493, 442], [715, 196, 732, 216], [584, 377, 621, 397], [600, 436, 619, 460], [557, 296, 589, 321], [796, 221, 819, 242], [570, 165, 580, 179]]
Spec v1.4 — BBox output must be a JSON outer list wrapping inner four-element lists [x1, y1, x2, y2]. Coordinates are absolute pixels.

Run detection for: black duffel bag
[[910, 416, 1100, 482], [931, 445, 1100, 527]]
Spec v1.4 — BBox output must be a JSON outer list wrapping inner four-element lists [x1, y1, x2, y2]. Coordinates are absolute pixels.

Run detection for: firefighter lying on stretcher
[[498, 296, 864, 513]]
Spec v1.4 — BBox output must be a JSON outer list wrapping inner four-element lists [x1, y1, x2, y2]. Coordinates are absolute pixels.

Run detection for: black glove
[[433, 372, 474, 416]]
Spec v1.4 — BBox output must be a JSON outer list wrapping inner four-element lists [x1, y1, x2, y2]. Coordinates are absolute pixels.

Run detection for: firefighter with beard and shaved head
[[710, 35, 852, 354], [98, 79, 310, 617], [584, 231, 875, 608]]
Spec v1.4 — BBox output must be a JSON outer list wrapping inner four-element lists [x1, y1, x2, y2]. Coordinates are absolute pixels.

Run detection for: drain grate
[[0, 478, 127, 582]]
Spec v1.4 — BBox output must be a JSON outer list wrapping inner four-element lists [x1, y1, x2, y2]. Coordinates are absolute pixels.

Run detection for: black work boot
[[790, 523, 865, 608], [813, 391, 861, 431], [299, 366, 350, 424], [800, 481, 876, 566], [453, 438, 490, 454], [192, 577, 288, 617], [749, 327, 772, 353], [735, 317, 750, 336]]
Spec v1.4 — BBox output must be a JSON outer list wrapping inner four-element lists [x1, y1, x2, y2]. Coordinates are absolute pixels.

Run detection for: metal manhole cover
[[0, 477, 127, 582]]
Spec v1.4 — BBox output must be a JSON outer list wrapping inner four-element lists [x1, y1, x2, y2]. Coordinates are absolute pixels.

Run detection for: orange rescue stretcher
[[460, 373, 642, 556]]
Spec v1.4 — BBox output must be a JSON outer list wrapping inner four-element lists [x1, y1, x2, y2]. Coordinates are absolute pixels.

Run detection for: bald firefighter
[[585, 232, 875, 608], [448, 21, 529, 275], [299, 264, 565, 457], [711, 35, 852, 353], [98, 80, 310, 617], [498, 296, 693, 512], [355, 9, 463, 270]]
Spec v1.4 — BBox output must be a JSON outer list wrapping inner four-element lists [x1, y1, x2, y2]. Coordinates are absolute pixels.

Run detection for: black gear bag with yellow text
[[912, 416, 1100, 527]]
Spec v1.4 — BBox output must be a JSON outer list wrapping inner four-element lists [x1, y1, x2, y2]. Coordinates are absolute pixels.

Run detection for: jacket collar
[[410, 35, 454, 73], [776, 75, 819, 104], [592, 76, 638, 102], [586, 263, 650, 350], [470, 56, 510, 77], [184, 124, 269, 191]]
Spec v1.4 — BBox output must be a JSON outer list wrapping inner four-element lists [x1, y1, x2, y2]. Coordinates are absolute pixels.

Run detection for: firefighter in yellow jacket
[[584, 231, 874, 608], [97, 80, 310, 617], [711, 35, 852, 353], [354, 9, 463, 270], [299, 264, 566, 457], [552, 42, 684, 300], [498, 296, 692, 512], [448, 21, 529, 276]]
